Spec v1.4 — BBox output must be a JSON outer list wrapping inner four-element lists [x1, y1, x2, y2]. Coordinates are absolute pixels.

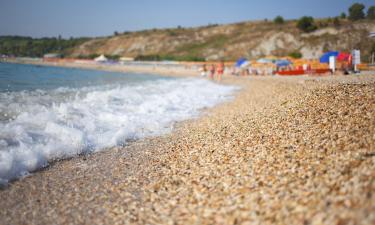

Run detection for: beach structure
[[119, 57, 134, 62], [94, 54, 108, 62], [43, 53, 62, 62], [43, 53, 61, 59]]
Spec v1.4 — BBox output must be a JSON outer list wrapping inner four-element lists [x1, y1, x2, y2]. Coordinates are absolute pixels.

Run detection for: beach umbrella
[[235, 58, 248, 67], [337, 52, 350, 62], [320, 51, 339, 63], [275, 59, 292, 67]]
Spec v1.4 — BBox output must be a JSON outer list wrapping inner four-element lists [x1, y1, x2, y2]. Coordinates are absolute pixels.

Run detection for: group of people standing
[[200, 62, 225, 82]]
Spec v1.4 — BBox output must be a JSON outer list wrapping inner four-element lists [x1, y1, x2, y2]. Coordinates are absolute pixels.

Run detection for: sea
[[0, 62, 236, 184]]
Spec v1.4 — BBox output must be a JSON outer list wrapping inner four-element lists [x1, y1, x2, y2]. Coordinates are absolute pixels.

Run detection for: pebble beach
[[0, 73, 374, 224]]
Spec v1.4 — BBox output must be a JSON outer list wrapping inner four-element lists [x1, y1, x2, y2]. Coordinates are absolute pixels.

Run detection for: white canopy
[[94, 54, 108, 62]]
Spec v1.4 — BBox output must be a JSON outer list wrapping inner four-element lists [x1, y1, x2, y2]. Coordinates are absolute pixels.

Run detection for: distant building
[[119, 57, 134, 62], [43, 53, 61, 59], [94, 54, 108, 62], [43, 53, 61, 62]]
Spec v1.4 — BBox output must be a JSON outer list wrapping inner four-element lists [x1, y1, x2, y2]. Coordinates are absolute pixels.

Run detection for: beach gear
[[257, 58, 274, 64], [236, 58, 248, 68], [337, 52, 351, 62], [275, 59, 292, 67], [320, 51, 339, 63]]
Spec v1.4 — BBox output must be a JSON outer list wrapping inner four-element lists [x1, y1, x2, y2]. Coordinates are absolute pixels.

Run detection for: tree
[[0, 36, 89, 57], [333, 17, 341, 27], [114, 31, 119, 36], [348, 3, 365, 21], [340, 12, 346, 19], [274, 16, 285, 24], [288, 51, 302, 59], [367, 6, 375, 20], [297, 16, 317, 32], [372, 41, 375, 54]]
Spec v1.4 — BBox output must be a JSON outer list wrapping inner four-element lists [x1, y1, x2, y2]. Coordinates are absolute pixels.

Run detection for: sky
[[0, 0, 373, 38]]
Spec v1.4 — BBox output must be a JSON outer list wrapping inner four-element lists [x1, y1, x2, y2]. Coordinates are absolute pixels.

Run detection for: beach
[[0, 63, 374, 224], [2, 58, 201, 78]]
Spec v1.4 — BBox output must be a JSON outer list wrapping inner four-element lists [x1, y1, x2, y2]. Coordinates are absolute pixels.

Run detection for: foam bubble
[[0, 78, 237, 182]]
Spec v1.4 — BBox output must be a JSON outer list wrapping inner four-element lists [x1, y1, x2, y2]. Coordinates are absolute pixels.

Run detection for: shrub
[[340, 12, 347, 19], [333, 17, 341, 27], [371, 41, 375, 54], [348, 3, 365, 21], [288, 51, 303, 59], [297, 16, 317, 32], [367, 6, 375, 20], [274, 16, 285, 24], [318, 21, 328, 28], [135, 54, 162, 61], [77, 54, 100, 59], [105, 54, 120, 60], [167, 30, 178, 36], [0, 36, 89, 57]]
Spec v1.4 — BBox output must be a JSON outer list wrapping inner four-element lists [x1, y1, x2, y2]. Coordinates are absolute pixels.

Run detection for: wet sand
[[0, 69, 374, 224]]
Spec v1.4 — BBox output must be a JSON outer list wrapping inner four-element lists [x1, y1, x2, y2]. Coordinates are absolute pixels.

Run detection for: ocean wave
[[0, 78, 236, 183]]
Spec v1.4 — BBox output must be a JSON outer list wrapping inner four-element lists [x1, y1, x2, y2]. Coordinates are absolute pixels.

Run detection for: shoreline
[[0, 61, 374, 224], [0, 60, 239, 186], [1, 58, 202, 78]]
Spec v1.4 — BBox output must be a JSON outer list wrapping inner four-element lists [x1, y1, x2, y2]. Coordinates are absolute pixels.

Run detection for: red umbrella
[[337, 52, 350, 62]]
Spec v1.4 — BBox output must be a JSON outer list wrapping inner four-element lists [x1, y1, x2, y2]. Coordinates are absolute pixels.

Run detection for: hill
[[1, 19, 375, 61], [0, 36, 89, 58], [71, 19, 375, 61]]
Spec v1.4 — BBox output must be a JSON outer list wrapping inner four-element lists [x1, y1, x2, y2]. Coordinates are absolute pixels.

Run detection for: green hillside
[[1, 18, 375, 62]]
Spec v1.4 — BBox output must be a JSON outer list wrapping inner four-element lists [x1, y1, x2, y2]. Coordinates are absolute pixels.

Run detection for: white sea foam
[[0, 78, 236, 183]]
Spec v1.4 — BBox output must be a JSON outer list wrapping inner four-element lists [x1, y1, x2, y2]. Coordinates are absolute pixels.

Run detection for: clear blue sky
[[0, 0, 373, 38]]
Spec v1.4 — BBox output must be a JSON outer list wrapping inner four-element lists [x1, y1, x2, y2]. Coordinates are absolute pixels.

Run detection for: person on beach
[[200, 64, 207, 77], [216, 61, 225, 82], [209, 64, 216, 80]]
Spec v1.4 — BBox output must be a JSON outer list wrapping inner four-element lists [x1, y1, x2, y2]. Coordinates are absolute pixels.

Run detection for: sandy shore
[[0, 62, 374, 224]]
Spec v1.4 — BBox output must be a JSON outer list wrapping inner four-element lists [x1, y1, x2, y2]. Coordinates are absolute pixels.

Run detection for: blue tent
[[275, 59, 292, 67], [320, 51, 339, 63], [257, 58, 274, 63], [235, 58, 248, 67]]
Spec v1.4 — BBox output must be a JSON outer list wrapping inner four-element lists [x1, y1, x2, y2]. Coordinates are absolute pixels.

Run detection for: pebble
[[1, 74, 374, 224]]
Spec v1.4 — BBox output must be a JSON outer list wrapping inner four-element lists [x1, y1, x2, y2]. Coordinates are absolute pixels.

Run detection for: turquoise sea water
[[0, 62, 236, 183], [0, 62, 164, 92]]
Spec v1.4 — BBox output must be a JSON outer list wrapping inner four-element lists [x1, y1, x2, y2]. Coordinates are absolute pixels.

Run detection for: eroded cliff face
[[71, 20, 375, 60]]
